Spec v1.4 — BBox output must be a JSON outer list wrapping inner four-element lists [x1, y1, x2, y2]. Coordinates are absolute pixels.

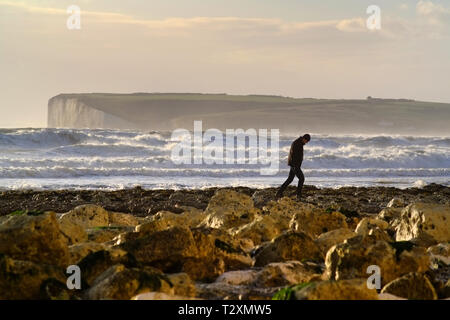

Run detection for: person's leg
[[294, 167, 305, 199], [276, 167, 295, 197]]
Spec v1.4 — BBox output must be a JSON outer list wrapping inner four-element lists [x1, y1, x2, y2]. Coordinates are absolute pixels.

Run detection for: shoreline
[[1, 183, 448, 217]]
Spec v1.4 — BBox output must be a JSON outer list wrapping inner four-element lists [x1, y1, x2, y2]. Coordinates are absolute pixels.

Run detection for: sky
[[1, 0, 449, 127]]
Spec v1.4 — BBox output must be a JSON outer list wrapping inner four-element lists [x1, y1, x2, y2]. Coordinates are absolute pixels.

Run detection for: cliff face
[[48, 95, 136, 129], [47, 93, 450, 135]]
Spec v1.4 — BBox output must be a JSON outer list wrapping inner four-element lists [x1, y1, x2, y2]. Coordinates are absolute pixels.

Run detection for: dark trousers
[[277, 166, 304, 197]]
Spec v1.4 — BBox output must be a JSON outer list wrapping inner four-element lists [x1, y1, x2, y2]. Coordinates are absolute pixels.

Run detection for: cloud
[[416, 0, 450, 25]]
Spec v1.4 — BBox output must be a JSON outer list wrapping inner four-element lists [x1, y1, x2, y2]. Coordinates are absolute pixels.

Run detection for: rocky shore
[[0, 184, 449, 300]]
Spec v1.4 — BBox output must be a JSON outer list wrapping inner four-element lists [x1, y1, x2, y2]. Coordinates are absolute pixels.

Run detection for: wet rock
[[381, 272, 438, 300], [0, 254, 67, 300], [315, 228, 356, 257], [200, 190, 258, 229], [290, 279, 379, 300], [254, 231, 322, 267], [395, 202, 450, 244], [325, 235, 430, 286], [0, 212, 69, 267]]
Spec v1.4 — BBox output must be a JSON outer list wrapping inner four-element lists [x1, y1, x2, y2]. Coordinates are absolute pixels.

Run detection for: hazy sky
[[1, 0, 449, 127]]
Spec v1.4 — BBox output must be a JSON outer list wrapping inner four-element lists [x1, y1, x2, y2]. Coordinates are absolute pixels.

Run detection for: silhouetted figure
[[276, 134, 311, 200]]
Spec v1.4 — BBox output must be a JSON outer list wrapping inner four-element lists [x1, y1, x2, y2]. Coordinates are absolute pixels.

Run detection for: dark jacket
[[288, 137, 304, 167]]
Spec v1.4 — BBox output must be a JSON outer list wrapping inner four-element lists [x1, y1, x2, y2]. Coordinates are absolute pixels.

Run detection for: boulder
[[120, 226, 198, 271], [85, 264, 171, 300], [200, 190, 258, 229], [215, 270, 259, 286], [108, 212, 141, 226], [68, 242, 107, 265], [254, 231, 322, 267], [136, 209, 205, 234], [87, 226, 132, 243], [395, 202, 450, 244], [132, 292, 199, 300], [0, 254, 67, 300], [58, 218, 88, 245], [59, 205, 109, 229], [255, 261, 323, 287], [232, 214, 285, 245], [292, 279, 379, 300], [288, 203, 348, 238], [0, 212, 69, 267], [315, 228, 356, 256], [381, 272, 438, 300], [378, 207, 402, 223], [387, 197, 405, 208], [355, 218, 389, 235], [427, 242, 450, 266], [325, 235, 430, 286]]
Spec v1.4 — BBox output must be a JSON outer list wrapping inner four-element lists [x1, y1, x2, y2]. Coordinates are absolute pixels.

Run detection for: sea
[[0, 128, 449, 190]]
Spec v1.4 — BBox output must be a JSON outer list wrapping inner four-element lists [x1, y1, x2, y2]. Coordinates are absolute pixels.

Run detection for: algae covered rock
[[315, 228, 356, 256], [0, 211, 69, 267]]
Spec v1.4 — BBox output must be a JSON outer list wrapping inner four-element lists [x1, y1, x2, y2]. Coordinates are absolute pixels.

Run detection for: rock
[[87, 226, 131, 243], [161, 273, 196, 297], [195, 282, 277, 300], [0, 212, 69, 267], [367, 227, 393, 242], [395, 202, 450, 244], [0, 254, 67, 300], [315, 228, 356, 256], [232, 214, 285, 245], [255, 261, 322, 287], [291, 279, 379, 300], [120, 226, 198, 272], [59, 205, 109, 229], [78, 248, 138, 287], [132, 292, 199, 300], [288, 203, 348, 238], [381, 272, 438, 300], [254, 231, 322, 267], [325, 235, 430, 286], [200, 190, 258, 229], [68, 242, 107, 265], [136, 209, 205, 234], [355, 218, 389, 235], [251, 189, 276, 208], [265, 198, 313, 231], [427, 243, 450, 266], [377, 293, 407, 300], [215, 270, 259, 286], [378, 207, 402, 223], [182, 257, 225, 282], [85, 264, 171, 300], [108, 212, 140, 226], [58, 218, 88, 245], [387, 197, 405, 208]]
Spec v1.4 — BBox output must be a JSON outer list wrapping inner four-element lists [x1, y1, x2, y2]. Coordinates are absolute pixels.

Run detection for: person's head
[[301, 134, 311, 144]]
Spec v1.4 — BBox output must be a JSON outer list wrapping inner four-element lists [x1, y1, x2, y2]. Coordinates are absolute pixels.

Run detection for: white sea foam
[[0, 128, 448, 189]]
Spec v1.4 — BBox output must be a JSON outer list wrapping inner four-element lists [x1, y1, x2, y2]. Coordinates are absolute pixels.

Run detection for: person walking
[[276, 134, 310, 200]]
